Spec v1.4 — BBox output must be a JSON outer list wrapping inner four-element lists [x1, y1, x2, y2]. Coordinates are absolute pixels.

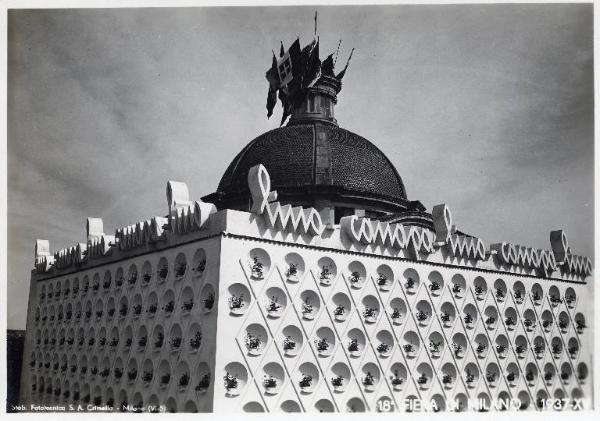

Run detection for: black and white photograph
[[4, 0, 596, 415]]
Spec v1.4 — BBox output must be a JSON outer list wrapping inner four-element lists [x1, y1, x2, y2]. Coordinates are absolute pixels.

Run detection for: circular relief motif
[[248, 248, 270, 280], [174, 253, 188, 280], [403, 268, 420, 294], [297, 362, 318, 393], [330, 362, 351, 393], [157, 257, 169, 283], [314, 327, 335, 357], [332, 292, 351, 322], [427, 271, 444, 297], [244, 324, 268, 356], [375, 264, 393, 291], [228, 283, 251, 316], [223, 362, 248, 397], [200, 283, 216, 314], [300, 290, 320, 321], [361, 295, 380, 324], [264, 287, 287, 318], [360, 363, 380, 392], [282, 325, 303, 357], [261, 362, 285, 395], [347, 261, 366, 289], [283, 253, 305, 283], [317, 257, 337, 286], [191, 249, 207, 279]]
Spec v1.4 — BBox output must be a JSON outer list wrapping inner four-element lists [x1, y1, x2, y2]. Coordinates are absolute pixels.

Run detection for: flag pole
[[314, 10, 318, 38], [344, 48, 355, 70], [334, 39, 342, 66]]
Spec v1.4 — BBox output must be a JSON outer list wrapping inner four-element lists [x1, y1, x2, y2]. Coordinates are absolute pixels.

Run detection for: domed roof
[[205, 122, 409, 211]]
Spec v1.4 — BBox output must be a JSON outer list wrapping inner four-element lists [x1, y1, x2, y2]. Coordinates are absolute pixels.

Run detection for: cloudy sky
[[7, 4, 593, 329]]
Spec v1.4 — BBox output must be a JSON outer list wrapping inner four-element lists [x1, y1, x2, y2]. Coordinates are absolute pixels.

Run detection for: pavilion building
[[19, 35, 593, 413]]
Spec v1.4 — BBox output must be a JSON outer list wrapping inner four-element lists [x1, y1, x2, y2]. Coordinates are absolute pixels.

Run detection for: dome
[[220, 123, 405, 198], [203, 73, 429, 223], [203, 122, 415, 215]]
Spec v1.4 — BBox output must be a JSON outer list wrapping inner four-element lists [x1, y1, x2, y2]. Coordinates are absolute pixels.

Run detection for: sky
[[7, 4, 594, 329]]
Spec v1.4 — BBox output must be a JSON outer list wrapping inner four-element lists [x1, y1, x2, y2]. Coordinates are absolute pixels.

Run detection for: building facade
[[19, 36, 593, 413]]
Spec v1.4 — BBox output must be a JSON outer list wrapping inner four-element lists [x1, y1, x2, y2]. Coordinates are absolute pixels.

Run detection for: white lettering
[[433, 204, 486, 261], [340, 215, 434, 259], [248, 164, 324, 236]]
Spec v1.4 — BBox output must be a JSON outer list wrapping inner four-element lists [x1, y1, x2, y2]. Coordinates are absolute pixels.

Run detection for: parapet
[[33, 180, 217, 277], [33, 167, 592, 283]]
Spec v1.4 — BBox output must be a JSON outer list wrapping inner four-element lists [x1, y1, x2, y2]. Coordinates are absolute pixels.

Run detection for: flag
[[277, 51, 293, 87], [279, 88, 293, 126], [300, 39, 315, 65], [277, 38, 300, 90], [298, 40, 314, 87], [287, 38, 302, 88], [265, 52, 280, 118], [302, 40, 321, 90], [321, 54, 334, 76], [265, 36, 333, 125], [266, 87, 277, 118], [274, 38, 303, 125], [265, 51, 279, 90]]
